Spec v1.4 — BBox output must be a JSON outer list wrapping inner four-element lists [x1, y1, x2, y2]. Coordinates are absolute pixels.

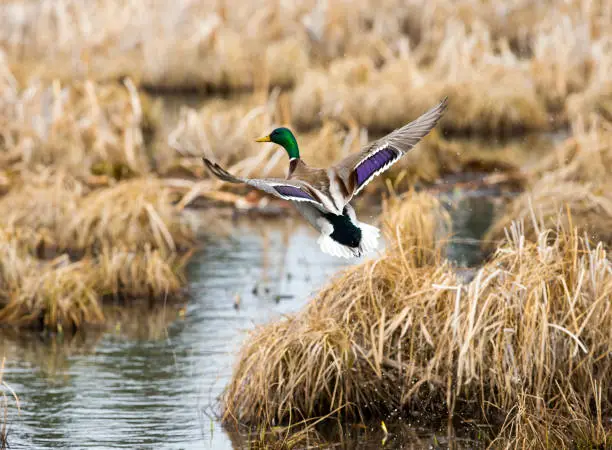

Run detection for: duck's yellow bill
[[255, 135, 270, 142]]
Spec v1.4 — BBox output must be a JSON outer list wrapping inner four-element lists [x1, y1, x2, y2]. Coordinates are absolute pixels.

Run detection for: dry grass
[[3, 0, 611, 132], [487, 119, 612, 248], [291, 26, 551, 134], [1, 0, 611, 336], [484, 179, 612, 249], [222, 192, 454, 423], [62, 178, 194, 254], [0, 174, 194, 254], [0, 244, 189, 330], [94, 246, 188, 301], [528, 119, 612, 185], [0, 257, 103, 331], [0, 171, 87, 253], [223, 194, 612, 447], [0, 62, 158, 178], [0, 232, 103, 330], [2, 1, 312, 91], [0, 185, 191, 330]]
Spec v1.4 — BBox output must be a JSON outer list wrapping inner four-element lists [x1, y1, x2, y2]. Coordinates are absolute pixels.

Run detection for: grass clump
[[0, 67, 157, 178], [223, 192, 455, 422], [484, 180, 612, 249], [63, 178, 193, 254], [0, 171, 86, 254], [94, 246, 188, 301], [223, 194, 612, 447], [0, 257, 103, 331], [0, 176, 193, 329], [0, 240, 188, 330], [487, 120, 612, 248], [0, 175, 193, 255], [528, 119, 612, 185]]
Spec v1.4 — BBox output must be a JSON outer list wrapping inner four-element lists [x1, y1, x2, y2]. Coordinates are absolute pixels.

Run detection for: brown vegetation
[[486, 119, 612, 248], [3, 0, 612, 133], [223, 193, 611, 448], [484, 179, 612, 248]]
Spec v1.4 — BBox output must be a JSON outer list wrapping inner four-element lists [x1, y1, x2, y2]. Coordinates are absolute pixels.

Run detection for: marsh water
[[0, 193, 497, 449]]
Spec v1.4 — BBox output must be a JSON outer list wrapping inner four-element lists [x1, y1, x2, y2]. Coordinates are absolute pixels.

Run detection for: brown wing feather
[[289, 159, 332, 195]]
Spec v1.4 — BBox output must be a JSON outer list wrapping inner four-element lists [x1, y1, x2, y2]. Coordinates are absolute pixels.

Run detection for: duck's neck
[[288, 157, 300, 177], [283, 136, 300, 160]]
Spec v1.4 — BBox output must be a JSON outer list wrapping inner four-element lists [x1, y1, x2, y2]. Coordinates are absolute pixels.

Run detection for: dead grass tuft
[[488, 119, 612, 249], [223, 195, 612, 447], [484, 179, 612, 249], [528, 119, 612, 185], [0, 254, 102, 331], [223, 192, 455, 423], [0, 65, 157, 177], [0, 171, 86, 253], [94, 246, 187, 300], [63, 178, 193, 254]]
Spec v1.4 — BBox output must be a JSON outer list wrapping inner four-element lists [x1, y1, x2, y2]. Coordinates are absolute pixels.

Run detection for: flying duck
[[203, 98, 447, 258]]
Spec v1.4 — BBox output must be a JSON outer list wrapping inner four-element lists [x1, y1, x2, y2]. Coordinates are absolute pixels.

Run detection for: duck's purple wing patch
[[355, 146, 400, 187], [273, 185, 315, 201]]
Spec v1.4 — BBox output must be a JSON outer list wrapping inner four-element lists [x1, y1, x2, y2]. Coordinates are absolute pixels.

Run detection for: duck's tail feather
[[358, 222, 380, 254], [317, 222, 380, 259], [317, 235, 359, 259]]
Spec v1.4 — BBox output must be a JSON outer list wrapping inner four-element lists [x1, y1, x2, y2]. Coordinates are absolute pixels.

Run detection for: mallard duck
[[203, 98, 447, 258]]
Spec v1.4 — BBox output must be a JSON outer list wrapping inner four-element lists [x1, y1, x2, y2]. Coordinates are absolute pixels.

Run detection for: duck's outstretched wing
[[203, 158, 326, 208], [332, 98, 447, 198]]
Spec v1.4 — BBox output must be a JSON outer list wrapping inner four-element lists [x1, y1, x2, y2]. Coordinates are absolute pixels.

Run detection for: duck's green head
[[255, 127, 300, 159]]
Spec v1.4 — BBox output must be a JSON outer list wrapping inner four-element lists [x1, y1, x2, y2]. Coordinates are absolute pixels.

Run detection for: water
[[1, 196, 494, 449], [1, 219, 352, 449]]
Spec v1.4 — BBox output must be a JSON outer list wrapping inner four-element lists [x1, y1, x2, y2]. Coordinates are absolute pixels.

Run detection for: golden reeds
[[63, 178, 194, 254], [0, 58, 199, 330], [487, 119, 612, 248], [0, 243, 189, 330], [223, 195, 612, 447], [3, 0, 610, 131], [0, 175, 195, 329], [222, 192, 455, 423], [484, 179, 612, 248], [530, 118, 612, 185], [0, 171, 86, 254], [0, 65, 157, 178], [0, 257, 103, 331], [94, 246, 188, 301], [0, 174, 194, 253]]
